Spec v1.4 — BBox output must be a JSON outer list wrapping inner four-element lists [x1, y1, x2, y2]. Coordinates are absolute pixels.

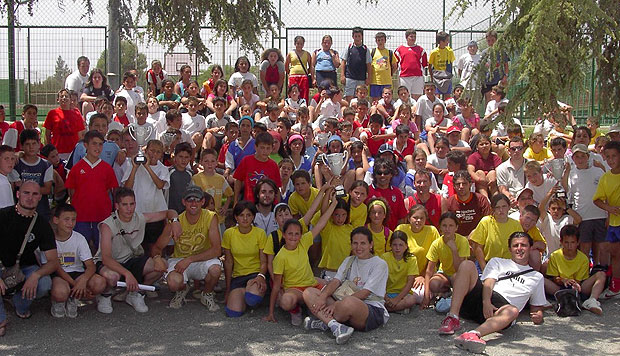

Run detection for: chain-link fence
[[0, 0, 614, 124]]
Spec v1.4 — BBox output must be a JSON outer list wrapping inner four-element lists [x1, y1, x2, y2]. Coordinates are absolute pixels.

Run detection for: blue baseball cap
[[239, 115, 254, 127]]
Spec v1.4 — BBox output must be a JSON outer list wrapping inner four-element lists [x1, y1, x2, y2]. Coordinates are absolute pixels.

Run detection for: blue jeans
[[1, 265, 52, 321]]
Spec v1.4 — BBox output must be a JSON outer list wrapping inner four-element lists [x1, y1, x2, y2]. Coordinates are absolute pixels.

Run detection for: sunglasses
[[375, 171, 391, 176], [509, 146, 524, 152], [185, 197, 202, 203]]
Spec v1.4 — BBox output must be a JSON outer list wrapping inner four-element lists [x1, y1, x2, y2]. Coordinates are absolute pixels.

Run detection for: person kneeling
[[51, 204, 106, 318], [302, 227, 389, 345], [438, 232, 546, 354]]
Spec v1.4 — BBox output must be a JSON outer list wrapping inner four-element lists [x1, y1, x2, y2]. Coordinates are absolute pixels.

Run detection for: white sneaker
[[332, 323, 354, 345], [290, 307, 303, 326], [125, 292, 149, 313], [200, 291, 220, 312], [303, 316, 328, 331], [169, 285, 190, 309], [96, 295, 113, 314], [66, 297, 78, 318], [600, 288, 620, 299], [51, 301, 66, 318], [582, 297, 603, 315]]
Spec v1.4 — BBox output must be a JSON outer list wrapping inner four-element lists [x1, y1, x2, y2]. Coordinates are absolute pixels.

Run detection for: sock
[[610, 277, 620, 292], [448, 313, 459, 320], [289, 305, 301, 314], [328, 319, 341, 333]]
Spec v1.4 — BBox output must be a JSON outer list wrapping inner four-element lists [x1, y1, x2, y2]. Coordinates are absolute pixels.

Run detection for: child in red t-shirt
[[233, 132, 281, 203], [360, 113, 395, 157], [43, 89, 86, 160], [113, 96, 132, 127]]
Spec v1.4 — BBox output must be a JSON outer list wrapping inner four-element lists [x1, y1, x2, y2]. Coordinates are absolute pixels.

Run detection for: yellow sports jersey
[[369, 226, 391, 256], [192, 173, 233, 223], [273, 232, 317, 289], [426, 234, 470, 276], [395, 224, 440, 273], [593, 171, 620, 226], [381, 251, 419, 294], [429, 46, 455, 71], [263, 218, 308, 256], [528, 227, 547, 248], [318, 221, 353, 270], [523, 147, 553, 162], [546, 249, 590, 281], [288, 187, 319, 216], [173, 209, 216, 259], [222, 226, 267, 278], [349, 202, 368, 228], [370, 48, 398, 85], [470, 216, 523, 261]]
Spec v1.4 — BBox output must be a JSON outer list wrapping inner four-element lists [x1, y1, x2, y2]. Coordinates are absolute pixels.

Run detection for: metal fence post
[[27, 27, 31, 104], [7, 0, 16, 120]]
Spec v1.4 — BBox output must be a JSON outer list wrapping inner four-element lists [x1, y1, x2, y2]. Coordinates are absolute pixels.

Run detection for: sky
[[0, 0, 494, 82]]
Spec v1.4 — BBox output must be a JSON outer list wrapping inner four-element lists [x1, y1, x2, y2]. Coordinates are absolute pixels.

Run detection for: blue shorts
[[370, 84, 391, 98], [606, 225, 620, 243]]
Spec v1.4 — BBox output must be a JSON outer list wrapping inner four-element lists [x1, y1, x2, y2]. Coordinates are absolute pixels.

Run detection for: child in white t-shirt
[[50, 205, 106, 318], [283, 84, 307, 122]]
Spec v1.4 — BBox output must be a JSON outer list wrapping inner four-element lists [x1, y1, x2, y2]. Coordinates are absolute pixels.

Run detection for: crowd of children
[[0, 27, 619, 353]]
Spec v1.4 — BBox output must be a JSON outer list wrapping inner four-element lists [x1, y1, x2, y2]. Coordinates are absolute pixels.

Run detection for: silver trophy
[[325, 151, 350, 197], [549, 158, 566, 199], [316, 132, 331, 148], [128, 124, 153, 164]]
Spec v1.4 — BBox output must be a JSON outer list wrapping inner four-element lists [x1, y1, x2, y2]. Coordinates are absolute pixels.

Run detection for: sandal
[[15, 310, 31, 319]]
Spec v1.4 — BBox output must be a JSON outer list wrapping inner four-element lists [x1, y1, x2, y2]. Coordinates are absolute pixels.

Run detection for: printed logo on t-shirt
[[80, 169, 86, 174], [27, 233, 36, 243], [59, 252, 77, 267], [391, 195, 396, 202], [249, 170, 267, 185]]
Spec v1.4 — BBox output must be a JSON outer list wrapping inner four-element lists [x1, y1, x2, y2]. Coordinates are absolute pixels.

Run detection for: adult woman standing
[[174, 64, 192, 97], [80, 68, 114, 115], [285, 36, 313, 102], [303, 226, 389, 345], [312, 35, 340, 88]]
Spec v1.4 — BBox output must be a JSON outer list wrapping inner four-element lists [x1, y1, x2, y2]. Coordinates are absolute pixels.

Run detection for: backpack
[[371, 48, 394, 71], [554, 289, 581, 317], [271, 230, 282, 256]]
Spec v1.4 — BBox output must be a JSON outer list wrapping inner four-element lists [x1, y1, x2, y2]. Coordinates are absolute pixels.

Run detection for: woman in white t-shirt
[[302, 226, 389, 345]]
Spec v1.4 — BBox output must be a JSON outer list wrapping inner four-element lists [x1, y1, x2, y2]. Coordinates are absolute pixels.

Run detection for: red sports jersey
[[65, 159, 118, 222]]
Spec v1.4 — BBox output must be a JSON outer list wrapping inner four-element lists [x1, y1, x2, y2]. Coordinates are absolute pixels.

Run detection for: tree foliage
[[96, 40, 148, 87], [452, 0, 620, 117], [53, 55, 72, 84]]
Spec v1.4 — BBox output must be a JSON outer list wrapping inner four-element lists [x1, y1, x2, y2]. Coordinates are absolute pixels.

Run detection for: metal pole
[[590, 57, 595, 117], [7, 0, 16, 120], [27, 27, 31, 104], [278, 0, 282, 49], [108, 0, 121, 89], [442, 0, 446, 32]]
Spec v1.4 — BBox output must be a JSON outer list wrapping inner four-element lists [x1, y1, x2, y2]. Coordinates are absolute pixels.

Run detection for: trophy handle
[[340, 151, 350, 173]]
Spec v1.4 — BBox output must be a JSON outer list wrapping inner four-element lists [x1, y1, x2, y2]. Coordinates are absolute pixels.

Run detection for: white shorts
[[400, 76, 424, 95], [166, 257, 222, 283]]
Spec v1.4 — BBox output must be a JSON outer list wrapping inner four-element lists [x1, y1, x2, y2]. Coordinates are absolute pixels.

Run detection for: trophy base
[[335, 185, 346, 198]]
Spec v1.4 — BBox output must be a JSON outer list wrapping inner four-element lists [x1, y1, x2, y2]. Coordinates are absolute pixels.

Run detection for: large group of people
[[0, 27, 619, 354]]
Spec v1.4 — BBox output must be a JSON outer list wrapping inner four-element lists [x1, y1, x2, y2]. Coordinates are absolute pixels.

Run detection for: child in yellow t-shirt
[[221, 201, 268, 317], [524, 132, 553, 163], [428, 31, 455, 98], [422, 212, 470, 308], [317, 194, 354, 279], [592, 141, 620, 297], [365, 197, 392, 256], [348, 180, 368, 228], [395, 205, 441, 275], [381, 231, 422, 313], [263, 194, 338, 325], [192, 149, 233, 228], [544, 225, 606, 314]]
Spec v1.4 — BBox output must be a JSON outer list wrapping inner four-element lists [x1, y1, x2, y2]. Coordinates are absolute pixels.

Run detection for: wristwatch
[[169, 217, 180, 223]]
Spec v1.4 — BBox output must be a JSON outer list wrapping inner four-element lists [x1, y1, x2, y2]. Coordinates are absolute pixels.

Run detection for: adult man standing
[[153, 186, 222, 311], [65, 56, 90, 94], [253, 178, 279, 236], [0, 181, 59, 332], [438, 232, 546, 354], [456, 41, 481, 91], [95, 187, 181, 314], [496, 137, 528, 207], [446, 170, 492, 236]]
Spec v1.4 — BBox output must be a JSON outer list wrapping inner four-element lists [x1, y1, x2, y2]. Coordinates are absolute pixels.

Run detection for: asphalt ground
[[1, 286, 619, 356]]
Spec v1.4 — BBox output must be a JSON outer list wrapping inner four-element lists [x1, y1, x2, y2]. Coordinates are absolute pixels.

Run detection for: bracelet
[[257, 273, 266, 280]]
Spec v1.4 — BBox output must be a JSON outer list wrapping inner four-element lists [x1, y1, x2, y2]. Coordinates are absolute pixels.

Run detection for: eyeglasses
[[375, 171, 391, 176], [509, 146, 524, 152]]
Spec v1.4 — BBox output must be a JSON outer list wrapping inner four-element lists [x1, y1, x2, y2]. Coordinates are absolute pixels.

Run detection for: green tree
[[453, 0, 620, 116], [96, 40, 148, 88], [53, 55, 72, 84]]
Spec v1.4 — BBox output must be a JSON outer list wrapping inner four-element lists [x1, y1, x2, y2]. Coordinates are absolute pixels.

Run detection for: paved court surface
[[1, 289, 619, 356]]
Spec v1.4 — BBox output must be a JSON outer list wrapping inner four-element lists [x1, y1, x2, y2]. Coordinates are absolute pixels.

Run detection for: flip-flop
[[15, 310, 31, 319]]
